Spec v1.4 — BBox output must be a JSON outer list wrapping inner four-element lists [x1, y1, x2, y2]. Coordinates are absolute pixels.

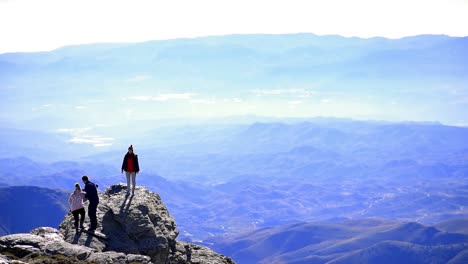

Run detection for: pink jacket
[[69, 190, 86, 211]]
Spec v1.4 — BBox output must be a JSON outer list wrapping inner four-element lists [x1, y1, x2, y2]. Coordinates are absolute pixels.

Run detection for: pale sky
[[0, 0, 467, 54]]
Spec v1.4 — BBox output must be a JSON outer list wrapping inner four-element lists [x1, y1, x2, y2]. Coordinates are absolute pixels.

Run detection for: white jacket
[[69, 190, 86, 211]]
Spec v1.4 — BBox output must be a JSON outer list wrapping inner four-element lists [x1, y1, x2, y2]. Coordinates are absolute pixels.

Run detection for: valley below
[[1, 120, 467, 263]]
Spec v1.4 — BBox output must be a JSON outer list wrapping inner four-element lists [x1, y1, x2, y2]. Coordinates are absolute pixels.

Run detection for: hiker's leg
[[72, 210, 79, 228], [88, 203, 98, 229], [131, 172, 136, 193], [125, 171, 131, 193], [87, 204, 93, 228], [78, 208, 85, 227]]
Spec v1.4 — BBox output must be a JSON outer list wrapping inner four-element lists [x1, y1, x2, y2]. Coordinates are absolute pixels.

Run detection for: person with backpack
[[82, 175, 99, 231], [121, 144, 140, 196], [68, 183, 86, 231]]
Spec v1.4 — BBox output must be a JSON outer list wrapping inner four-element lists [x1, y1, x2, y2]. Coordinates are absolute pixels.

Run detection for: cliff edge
[[0, 184, 234, 264]]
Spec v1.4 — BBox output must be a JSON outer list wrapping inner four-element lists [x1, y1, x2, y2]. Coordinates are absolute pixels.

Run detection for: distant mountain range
[[0, 156, 120, 189], [62, 118, 468, 180], [1, 120, 467, 243], [208, 219, 468, 264], [1, 34, 467, 131], [0, 186, 69, 235]]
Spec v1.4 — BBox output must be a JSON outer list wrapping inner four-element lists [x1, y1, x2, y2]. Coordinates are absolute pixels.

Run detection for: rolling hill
[[208, 219, 468, 264]]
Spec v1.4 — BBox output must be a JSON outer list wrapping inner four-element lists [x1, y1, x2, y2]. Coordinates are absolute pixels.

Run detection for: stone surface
[[1, 184, 234, 264], [168, 242, 236, 264], [0, 227, 151, 263], [60, 184, 179, 263], [87, 251, 152, 264], [0, 253, 27, 264]]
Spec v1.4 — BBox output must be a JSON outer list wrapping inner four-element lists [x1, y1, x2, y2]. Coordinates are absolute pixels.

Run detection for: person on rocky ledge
[[121, 144, 140, 196], [82, 175, 99, 231], [68, 182, 86, 231]]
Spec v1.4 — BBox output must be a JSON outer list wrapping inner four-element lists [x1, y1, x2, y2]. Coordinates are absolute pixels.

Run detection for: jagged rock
[[0, 234, 45, 258], [0, 227, 151, 263], [0, 227, 150, 263], [30, 227, 64, 241], [168, 242, 235, 264], [60, 184, 179, 263], [87, 251, 152, 263], [0, 254, 27, 264], [1, 184, 234, 264]]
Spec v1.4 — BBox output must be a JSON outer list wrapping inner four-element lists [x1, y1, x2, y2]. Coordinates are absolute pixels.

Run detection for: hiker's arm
[[83, 185, 89, 199], [135, 155, 140, 173], [121, 155, 126, 173]]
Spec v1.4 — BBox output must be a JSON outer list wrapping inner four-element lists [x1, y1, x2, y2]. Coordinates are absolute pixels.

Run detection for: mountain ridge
[[1, 33, 467, 125], [0, 186, 69, 236], [0, 33, 458, 57], [208, 219, 468, 264]]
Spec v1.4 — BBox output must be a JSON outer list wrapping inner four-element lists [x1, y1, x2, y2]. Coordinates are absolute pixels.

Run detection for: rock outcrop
[[0, 184, 234, 264], [0, 226, 151, 263]]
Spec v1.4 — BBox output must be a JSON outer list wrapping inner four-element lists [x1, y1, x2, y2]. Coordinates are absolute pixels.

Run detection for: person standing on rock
[[184, 244, 192, 263], [82, 175, 99, 231], [68, 183, 86, 231], [121, 144, 140, 196]]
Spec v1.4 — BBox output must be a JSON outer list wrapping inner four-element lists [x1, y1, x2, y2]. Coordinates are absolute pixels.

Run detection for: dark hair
[[82, 175, 89, 181]]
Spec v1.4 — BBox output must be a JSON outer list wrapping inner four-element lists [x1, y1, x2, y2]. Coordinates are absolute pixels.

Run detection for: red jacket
[[121, 153, 140, 172]]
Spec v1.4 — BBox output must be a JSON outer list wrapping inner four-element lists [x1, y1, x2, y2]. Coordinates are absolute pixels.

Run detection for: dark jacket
[[121, 153, 140, 172], [84, 181, 99, 204]]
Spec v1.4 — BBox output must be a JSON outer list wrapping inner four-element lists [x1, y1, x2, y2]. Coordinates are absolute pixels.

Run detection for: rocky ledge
[[0, 184, 234, 264]]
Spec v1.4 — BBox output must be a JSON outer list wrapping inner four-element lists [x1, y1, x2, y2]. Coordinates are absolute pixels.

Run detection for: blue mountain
[[0, 186, 69, 235]]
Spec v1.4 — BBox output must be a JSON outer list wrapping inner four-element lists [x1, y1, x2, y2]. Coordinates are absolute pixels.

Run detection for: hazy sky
[[1, 0, 467, 54]]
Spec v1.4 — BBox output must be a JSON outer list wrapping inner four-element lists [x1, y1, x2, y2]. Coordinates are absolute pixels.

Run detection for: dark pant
[[72, 208, 85, 228], [88, 202, 99, 230]]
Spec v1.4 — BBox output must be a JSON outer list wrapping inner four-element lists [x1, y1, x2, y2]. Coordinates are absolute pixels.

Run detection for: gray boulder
[[60, 184, 179, 263], [168, 242, 235, 264], [0, 226, 151, 263]]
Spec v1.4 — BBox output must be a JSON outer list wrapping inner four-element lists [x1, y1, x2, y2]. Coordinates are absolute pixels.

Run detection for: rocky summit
[[0, 183, 234, 264]]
